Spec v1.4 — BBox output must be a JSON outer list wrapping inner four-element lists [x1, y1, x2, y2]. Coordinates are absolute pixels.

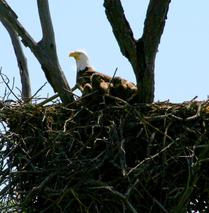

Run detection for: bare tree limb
[[0, 1, 37, 50], [142, 0, 171, 63], [37, 0, 55, 44], [103, 0, 137, 70], [37, 0, 59, 65], [1, 18, 31, 103], [0, 0, 74, 104], [138, 0, 171, 103], [104, 0, 171, 103], [35, 0, 74, 104]]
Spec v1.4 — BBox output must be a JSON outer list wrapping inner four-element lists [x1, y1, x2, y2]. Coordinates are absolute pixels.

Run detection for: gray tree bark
[[1, 18, 31, 103], [104, 0, 171, 103], [0, 0, 74, 104]]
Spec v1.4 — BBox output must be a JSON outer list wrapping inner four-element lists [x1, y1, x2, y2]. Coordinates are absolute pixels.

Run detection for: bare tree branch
[[0, 0, 74, 104], [142, 0, 171, 63], [1, 18, 31, 103], [37, 0, 54, 44], [35, 0, 74, 104], [103, 0, 137, 70], [0, 1, 37, 50], [104, 0, 171, 103], [0, 68, 21, 102], [37, 0, 59, 65], [137, 0, 171, 103]]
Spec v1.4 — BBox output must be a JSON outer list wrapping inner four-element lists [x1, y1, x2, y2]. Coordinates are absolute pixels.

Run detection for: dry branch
[[0, 94, 209, 212], [139, 0, 171, 103], [0, 0, 74, 104], [0, 69, 21, 102], [104, 0, 171, 103], [1, 18, 31, 103], [103, 0, 137, 70]]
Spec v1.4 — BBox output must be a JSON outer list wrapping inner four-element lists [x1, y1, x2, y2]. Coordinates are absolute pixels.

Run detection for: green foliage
[[1, 95, 209, 212]]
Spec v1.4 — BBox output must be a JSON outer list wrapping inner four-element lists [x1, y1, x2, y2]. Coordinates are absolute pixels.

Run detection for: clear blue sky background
[[1, 0, 209, 103]]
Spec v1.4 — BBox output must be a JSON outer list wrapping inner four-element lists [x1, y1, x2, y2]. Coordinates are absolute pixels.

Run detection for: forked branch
[[0, 0, 74, 104], [104, 0, 171, 103]]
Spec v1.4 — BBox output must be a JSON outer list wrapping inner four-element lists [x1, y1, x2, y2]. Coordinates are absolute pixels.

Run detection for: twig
[[24, 173, 56, 204], [37, 93, 59, 106], [105, 94, 130, 106], [109, 67, 118, 87], [0, 69, 21, 102], [92, 185, 138, 213], [29, 82, 47, 101], [112, 67, 118, 79], [185, 103, 202, 121], [127, 141, 175, 176], [190, 96, 198, 102], [37, 84, 79, 106]]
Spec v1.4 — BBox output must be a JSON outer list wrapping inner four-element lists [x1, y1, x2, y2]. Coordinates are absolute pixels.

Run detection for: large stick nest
[[0, 94, 209, 212]]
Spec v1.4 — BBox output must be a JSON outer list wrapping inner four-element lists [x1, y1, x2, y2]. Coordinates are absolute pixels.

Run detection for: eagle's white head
[[69, 50, 92, 72]]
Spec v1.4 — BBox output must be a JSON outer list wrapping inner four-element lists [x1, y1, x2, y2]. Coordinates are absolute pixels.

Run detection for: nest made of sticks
[[1, 94, 209, 213]]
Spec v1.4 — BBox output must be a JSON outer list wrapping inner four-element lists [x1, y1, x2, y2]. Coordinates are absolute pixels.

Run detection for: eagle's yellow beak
[[69, 52, 80, 61]]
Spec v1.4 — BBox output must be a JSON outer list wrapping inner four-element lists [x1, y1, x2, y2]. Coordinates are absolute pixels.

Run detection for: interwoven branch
[[0, 95, 209, 212]]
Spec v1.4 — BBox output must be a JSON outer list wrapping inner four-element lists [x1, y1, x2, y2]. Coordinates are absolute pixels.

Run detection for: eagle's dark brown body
[[77, 67, 138, 101], [69, 50, 138, 101]]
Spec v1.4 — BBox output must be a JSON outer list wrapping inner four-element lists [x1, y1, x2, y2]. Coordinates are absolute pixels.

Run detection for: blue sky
[[1, 0, 209, 102]]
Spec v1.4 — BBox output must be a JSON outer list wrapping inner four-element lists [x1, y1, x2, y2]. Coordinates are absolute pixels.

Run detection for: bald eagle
[[69, 50, 138, 100]]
